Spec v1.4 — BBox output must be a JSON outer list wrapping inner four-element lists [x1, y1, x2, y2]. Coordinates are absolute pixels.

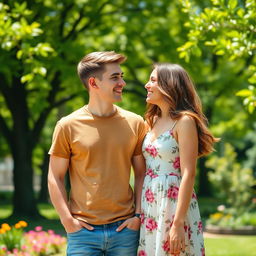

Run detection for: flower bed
[[0, 221, 66, 255], [206, 207, 256, 235]]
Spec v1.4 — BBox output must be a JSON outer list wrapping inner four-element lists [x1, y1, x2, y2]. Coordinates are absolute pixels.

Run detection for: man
[[48, 51, 146, 255]]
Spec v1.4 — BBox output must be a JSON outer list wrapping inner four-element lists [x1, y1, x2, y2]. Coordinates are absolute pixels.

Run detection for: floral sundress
[[138, 122, 205, 256]]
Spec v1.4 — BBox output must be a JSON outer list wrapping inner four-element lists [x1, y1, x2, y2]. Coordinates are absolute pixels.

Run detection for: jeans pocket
[[67, 228, 84, 235], [125, 227, 140, 233]]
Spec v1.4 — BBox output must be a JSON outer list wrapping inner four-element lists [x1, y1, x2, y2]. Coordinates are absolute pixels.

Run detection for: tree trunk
[[9, 76, 42, 219], [11, 147, 41, 218]]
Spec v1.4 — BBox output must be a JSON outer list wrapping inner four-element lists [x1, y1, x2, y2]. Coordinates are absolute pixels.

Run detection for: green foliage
[[0, 2, 54, 82], [236, 85, 256, 113], [206, 143, 255, 214], [178, 0, 256, 112]]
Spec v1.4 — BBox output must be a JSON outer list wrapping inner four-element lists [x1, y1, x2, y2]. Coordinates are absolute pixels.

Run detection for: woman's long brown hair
[[145, 63, 219, 157]]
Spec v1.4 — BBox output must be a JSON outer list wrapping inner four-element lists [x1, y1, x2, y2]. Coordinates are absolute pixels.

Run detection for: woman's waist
[[145, 169, 181, 178]]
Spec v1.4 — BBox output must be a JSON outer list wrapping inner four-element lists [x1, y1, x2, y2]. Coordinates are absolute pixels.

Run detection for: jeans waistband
[[90, 219, 126, 229]]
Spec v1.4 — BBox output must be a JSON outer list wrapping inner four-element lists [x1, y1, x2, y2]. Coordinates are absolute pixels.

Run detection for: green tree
[[178, 0, 256, 113], [0, 2, 55, 217], [0, 0, 172, 218]]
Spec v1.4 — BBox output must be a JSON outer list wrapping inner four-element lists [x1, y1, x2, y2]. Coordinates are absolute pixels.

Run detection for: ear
[[88, 77, 98, 89]]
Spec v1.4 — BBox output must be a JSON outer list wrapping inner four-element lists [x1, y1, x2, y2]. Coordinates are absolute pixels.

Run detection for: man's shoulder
[[116, 106, 144, 122], [57, 106, 87, 127]]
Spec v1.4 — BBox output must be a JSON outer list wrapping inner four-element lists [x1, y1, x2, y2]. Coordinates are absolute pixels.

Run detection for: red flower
[[192, 192, 197, 200], [141, 212, 145, 224], [146, 218, 158, 231], [169, 172, 179, 177], [162, 240, 170, 252], [138, 250, 147, 256], [145, 145, 158, 158], [184, 225, 192, 240], [146, 168, 158, 178], [146, 168, 153, 176], [172, 157, 180, 169], [198, 221, 203, 233], [145, 189, 154, 203], [167, 186, 179, 199]]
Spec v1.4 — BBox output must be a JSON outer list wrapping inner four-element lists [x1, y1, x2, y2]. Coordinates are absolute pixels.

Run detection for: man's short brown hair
[[77, 51, 127, 89]]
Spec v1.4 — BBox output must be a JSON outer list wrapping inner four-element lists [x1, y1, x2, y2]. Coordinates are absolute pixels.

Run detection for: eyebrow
[[110, 72, 124, 77]]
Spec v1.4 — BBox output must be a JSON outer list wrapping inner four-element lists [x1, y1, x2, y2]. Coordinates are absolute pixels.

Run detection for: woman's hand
[[169, 224, 185, 255]]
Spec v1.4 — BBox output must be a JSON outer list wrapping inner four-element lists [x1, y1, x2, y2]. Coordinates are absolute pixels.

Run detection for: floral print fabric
[[138, 129, 205, 256]]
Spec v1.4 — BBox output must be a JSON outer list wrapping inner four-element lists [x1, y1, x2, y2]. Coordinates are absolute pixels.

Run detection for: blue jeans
[[67, 220, 139, 256]]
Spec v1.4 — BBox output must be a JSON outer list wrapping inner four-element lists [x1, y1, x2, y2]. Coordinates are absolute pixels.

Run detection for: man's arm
[[116, 154, 146, 231], [48, 155, 93, 232], [132, 154, 146, 216]]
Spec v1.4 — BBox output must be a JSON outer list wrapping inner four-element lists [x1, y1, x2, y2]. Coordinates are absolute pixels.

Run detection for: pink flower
[[35, 226, 42, 232], [167, 186, 179, 199], [198, 221, 203, 233], [201, 247, 205, 256], [169, 172, 179, 177], [145, 145, 158, 158], [141, 212, 145, 224], [138, 250, 147, 256], [184, 225, 192, 240], [145, 188, 154, 203], [172, 157, 180, 169], [146, 168, 154, 177], [48, 229, 55, 234], [146, 168, 158, 178], [170, 130, 174, 137], [162, 240, 170, 252], [146, 218, 158, 231]]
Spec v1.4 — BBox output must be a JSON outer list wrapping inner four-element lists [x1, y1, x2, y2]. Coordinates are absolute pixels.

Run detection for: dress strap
[[171, 120, 178, 130]]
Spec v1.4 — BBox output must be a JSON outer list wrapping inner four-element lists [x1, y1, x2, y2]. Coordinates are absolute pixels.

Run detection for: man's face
[[94, 63, 126, 103]]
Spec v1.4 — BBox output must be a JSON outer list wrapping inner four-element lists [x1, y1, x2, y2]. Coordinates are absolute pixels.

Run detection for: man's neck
[[87, 100, 116, 117]]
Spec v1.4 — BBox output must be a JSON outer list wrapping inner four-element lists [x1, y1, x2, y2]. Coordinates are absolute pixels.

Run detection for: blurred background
[[0, 0, 255, 255]]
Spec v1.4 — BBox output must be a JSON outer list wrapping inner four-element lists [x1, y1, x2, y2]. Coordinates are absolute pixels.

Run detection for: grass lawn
[[0, 202, 65, 234], [205, 236, 256, 256]]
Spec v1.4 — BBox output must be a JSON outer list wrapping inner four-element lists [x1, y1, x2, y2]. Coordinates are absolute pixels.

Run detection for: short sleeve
[[133, 117, 147, 156], [48, 122, 71, 159]]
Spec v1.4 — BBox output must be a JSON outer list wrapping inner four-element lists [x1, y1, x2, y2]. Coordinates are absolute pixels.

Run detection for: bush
[[206, 143, 255, 215], [207, 210, 256, 228]]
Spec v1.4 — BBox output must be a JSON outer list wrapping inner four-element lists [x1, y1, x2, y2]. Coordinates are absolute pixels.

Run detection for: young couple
[[48, 51, 218, 256]]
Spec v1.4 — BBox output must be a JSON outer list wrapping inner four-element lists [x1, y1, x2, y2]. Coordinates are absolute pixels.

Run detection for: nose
[[145, 82, 150, 89], [119, 78, 126, 87]]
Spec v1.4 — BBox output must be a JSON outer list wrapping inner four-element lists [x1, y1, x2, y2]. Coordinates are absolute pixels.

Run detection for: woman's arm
[[169, 115, 198, 255]]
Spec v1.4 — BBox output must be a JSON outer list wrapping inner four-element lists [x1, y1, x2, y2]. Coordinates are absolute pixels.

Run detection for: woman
[[138, 63, 219, 256]]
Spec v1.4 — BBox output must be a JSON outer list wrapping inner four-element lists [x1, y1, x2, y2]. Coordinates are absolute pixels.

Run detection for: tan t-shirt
[[49, 105, 146, 225]]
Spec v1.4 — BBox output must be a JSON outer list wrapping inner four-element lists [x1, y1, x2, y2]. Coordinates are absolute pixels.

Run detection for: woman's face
[[145, 69, 163, 105]]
